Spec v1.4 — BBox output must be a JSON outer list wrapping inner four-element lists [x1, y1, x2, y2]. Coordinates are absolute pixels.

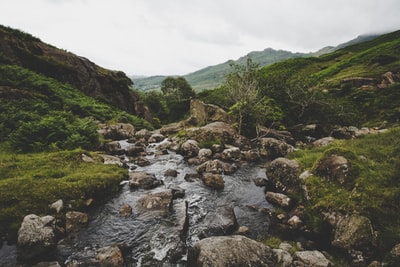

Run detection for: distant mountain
[[132, 34, 381, 92]]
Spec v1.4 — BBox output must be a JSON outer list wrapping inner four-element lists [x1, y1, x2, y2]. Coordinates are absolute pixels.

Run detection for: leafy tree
[[161, 76, 195, 102]]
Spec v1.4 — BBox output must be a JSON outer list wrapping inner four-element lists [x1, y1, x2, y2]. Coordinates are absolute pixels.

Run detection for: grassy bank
[[0, 143, 128, 239]]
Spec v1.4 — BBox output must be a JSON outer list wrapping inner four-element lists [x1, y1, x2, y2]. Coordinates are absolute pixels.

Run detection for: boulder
[[198, 148, 213, 161], [242, 149, 261, 162], [119, 204, 133, 217], [49, 199, 63, 214], [391, 243, 400, 259], [258, 138, 294, 159], [97, 123, 135, 140], [95, 245, 124, 267], [133, 156, 151, 167], [315, 154, 350, 185], [65, 211, 89, 233], [272, 249, 293, 267], [257, 126, 296, 145], [332, 214, 376, 253], [164, 169, 178, 177], [159, 121, 185, 136], [196, 206, 238, 239], [125, 144, 146, 156], [265, 192, 291, 208], [266, 158, 300, 194], [129, 171, 163, 189], [196, 159, 237, 175], [186, 122, 238, 146], [312, 137, 335, 147], [331, 126, 357, 139], [148, 133, 165, 143], [179, 139, 200, 158], [103, 141, 123, 155], [221, 146, 242, 162], [287, 215, 303, 229], [135, 128, 152, 140], [293, 250, 332, 267], [81, 153, 95, 163], [99, 154, 124, 167], [33, 262, 61, 267], [187, 99, 233, 125], [17, 214, 56, 261], [136, 190, 173, 217], [202, 173, 225, 190], [187, 235, 277, 267]]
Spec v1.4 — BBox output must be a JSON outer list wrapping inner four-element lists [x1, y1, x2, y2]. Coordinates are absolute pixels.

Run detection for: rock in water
[[17, 214, 56, 261], [187, 235, 277, 267]]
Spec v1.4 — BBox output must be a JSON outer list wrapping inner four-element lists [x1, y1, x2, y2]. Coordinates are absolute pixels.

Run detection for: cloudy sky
[[1, 0, 400, 76]]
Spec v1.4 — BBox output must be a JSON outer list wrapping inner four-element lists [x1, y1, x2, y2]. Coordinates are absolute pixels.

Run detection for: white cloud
[[1, 0, 400, 75]]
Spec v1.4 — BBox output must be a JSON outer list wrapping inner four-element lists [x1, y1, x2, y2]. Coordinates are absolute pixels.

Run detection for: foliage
[[161, 76, 195, 102], [0, 145, 128, 238], [290, 128, 400, 254]]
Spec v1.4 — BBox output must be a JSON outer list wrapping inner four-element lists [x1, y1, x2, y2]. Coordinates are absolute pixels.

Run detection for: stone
[[81, 153, 95, 163], [187, 235, 277, 267], [332, 214, 376, 252], [312, 137, 335, 147], [133, 156, 151, 167], [266, 157, 300, 194], [49, 199, 63, 213], [196, 159, 237, 175], [186, 122, 238, 146], [125, 144, 145, 156], [95, 245, 124, 267], [17, 214, 56, 261], [221, 146, 242, 162], [258, 137, 294, 159], [179, 139, 200, 158], [148, 133, 165, 143], [65, 211, 89, 233], [279, 242, 293, 252], [272, 249, 293, 267], [97, 123, 135, 140], [368, 261, 383, 267], [196, 206, 238, 239], [316, 154, 350, 185], [242, 149, 260, 162], [202, 173, 224, 190], [99, 154, 124, 167], [119, 204, 133, 217], [184, 172, 201, 182], [164, 169, 178, 177], [293, 250, 332, 267], [198, 148, 212, 160], [257, 126, 296, 145], [391, 243, 400, 258], [103, 141, 123, 155], [265, 191, 291, 208], [129, 171, 163, 189], [136, 190, 173, 217], [187, 99, 233, 126], [287, 215, 303, 229], [33, 262, 61, 267]]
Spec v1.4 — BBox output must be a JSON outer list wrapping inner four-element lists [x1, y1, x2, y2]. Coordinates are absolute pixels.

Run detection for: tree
[[161, 76, 195, 102]]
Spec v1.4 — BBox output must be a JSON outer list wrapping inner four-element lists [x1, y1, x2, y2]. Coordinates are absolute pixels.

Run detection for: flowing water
[[0, 139, 273, 266]]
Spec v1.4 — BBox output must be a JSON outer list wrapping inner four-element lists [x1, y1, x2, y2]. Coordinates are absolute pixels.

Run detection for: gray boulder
[[196, 159, 237, 175], [202, 173, 225, 190], [258, 137, 294, 159], [187, 99, 233, 125], [222, 146, 242, 162], [136, 190, 173, 217], [65, 211, 89, 234], [187, 235, 277, 267], [266, 158, 300, 194], [316, 154, 350, 185], [148, 133, 165, 143], [180, 139, 200, 158], [196, 206, 238, 239], [293, 250, 332, 267], [97, 123, 135, 140], [265, 192, 291, 208], [17, 214, 56, 261], [272, 249, 293, 267], [129, 171, 163, 189], [95, 245, 124, 267]]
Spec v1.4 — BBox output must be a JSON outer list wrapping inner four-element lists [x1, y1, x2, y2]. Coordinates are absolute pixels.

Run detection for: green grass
[[0, 143, 128, 239], [289, 127, 400, 255]]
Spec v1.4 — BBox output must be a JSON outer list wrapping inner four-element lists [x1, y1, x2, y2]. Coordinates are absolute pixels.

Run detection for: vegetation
[[289, 127, 400, 258], [0, 144, 127, 238]]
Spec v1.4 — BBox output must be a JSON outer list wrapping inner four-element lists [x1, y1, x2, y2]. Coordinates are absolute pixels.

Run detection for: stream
[[0, 139, 274, 266]]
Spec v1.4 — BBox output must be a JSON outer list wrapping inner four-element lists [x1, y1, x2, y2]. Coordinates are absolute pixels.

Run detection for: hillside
[[132, 34, 379, 92]]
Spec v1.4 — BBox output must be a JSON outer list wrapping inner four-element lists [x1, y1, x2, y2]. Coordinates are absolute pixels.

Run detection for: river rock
[[196, 206, 238, 239], [148, 133, 165, 143], [272, 249, 293, 267], [202, 173, 225, 189], [186, 121, 238, 146], [180, 139, 200, 158], [312, 137, 335, 147], [198, 148, 213, 161], [125, 144, 146, 156], [257, 126, 296, 145], [103, 141, 123, 155], [187, 235, 277, 267], [33, 262, 61, 267], [129, 171, 163, 189], [221, 146, 242, 162], [265, 192, 291, 208], [136, 190, 173, 217], [316, 154, 350, 185], [99, 154, 124, 167], [196, 159, 237, 175], [17, 214, 56, 261], [332, 214, 376, 255], [266, 157, 300, 194], [287, 215, 303, 229], [97, 123, 135, 140], [242, 149, 261, 162], [133, 156, 151, 167], [65, 211, 89, 234], [258, 137, 294, 159], [293, 250, 332, 267], [95, 245, 124, 267], [119, 204, 133, 217], [49, 199, 63, 214], [164, 169, 178, 177]]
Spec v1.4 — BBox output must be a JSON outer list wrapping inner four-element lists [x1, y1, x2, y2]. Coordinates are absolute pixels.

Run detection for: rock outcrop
[[188, 99, 233, 125]]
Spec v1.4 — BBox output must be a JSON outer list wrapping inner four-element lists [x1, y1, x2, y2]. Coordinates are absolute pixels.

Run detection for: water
[[0, 139, 273, 266]]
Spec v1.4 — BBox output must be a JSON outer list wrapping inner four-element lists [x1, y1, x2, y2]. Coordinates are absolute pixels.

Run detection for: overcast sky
[[1, 0, 400, 76]]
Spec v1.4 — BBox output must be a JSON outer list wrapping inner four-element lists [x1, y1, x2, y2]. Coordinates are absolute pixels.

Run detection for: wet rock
[[197, 206, 238, 239], [95, 245, 124, 267], [293, 250, 332, 267], [133, 156, 151, 167], [221, 146, 242, 162], [125, 144, 145, 156], [315, 154, 350, 185], [266, 157, 300, 195], [196, 159, 237, 175], [186, 122, 238, 146], [198, 148, 212, 161], [129, 171, 163, 189], [103, 141, 123, 155], [119, 204, 133, 217], [253, 177, 269, 187], [135, 128, 152, 140], [312, 137, 335, 147], [242, 149, 261, 162], [17, 214, 56, 261], [170, 186, 186, 199], [99, 154, 124, 167], [187, 235, 277, 267], [184, 172, 201, 182], [136, 190, 173, 217], [97, 123, 135, 140], [49, 199, 63, 214], [265, 192, 291, 208], [202, 173, 225, 190], [332, 214, 376, 256], [258, 137, 294, 159], [65, 211, 89, 234], [272, 249, 293, 267], [164, 169, 178, 177], [148, 133, 165, 143], [179, 139, 200, 158]]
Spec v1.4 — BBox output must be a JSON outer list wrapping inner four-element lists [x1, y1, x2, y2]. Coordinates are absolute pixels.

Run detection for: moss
[[0, 146, 128, 239]]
